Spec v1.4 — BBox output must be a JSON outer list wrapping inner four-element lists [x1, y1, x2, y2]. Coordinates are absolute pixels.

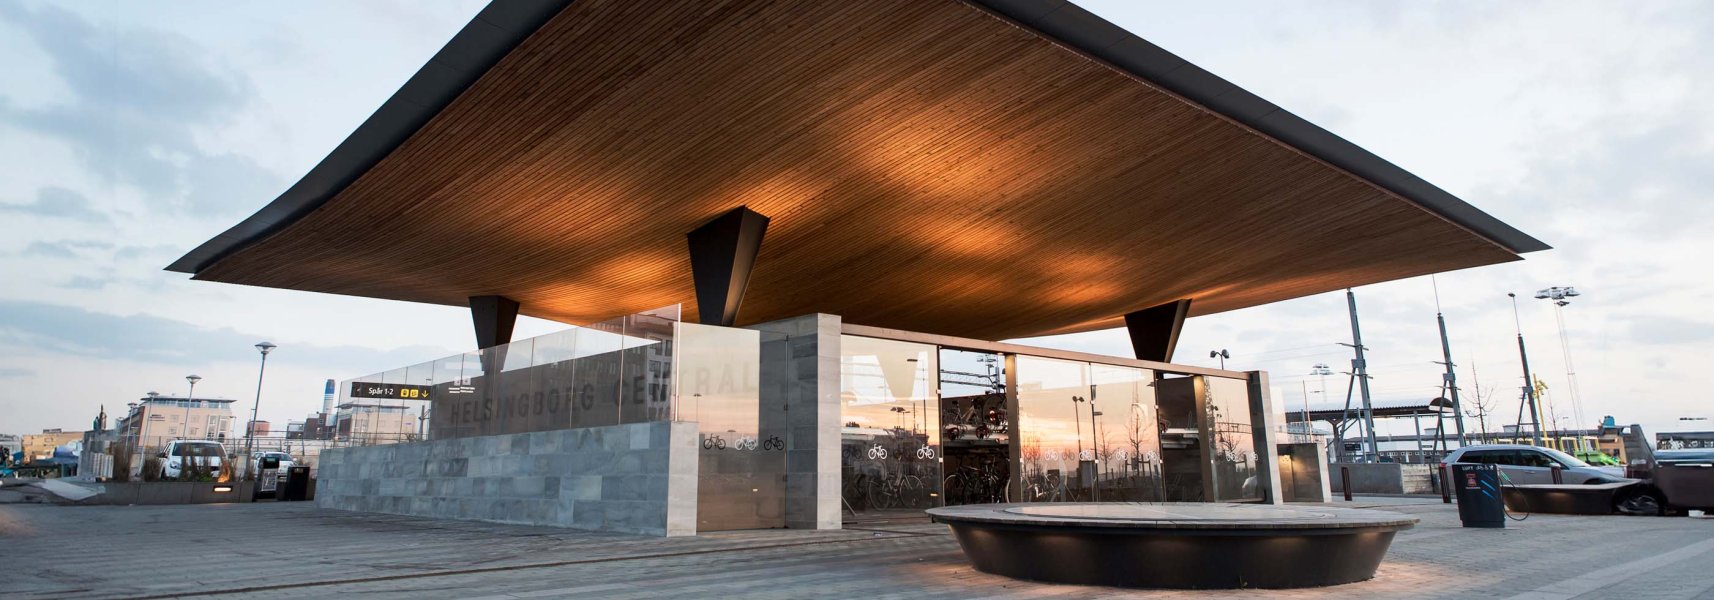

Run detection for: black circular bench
[[927, 502, 1417, 589]]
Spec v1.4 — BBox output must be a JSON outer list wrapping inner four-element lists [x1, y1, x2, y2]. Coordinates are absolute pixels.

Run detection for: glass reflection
[[678, 323, 781, 531], [839, 336, 939, 517], [1204, 376, 1262, 502], [1090, 364, 1163, 502], [1016, 356, 1090, 502], [1155, 375, 1204, 501]]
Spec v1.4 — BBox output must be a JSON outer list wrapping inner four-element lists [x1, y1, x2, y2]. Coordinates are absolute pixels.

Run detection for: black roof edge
[[968, 0, 1550, 254], [166, 0, 577, 274], [172, 0, 1547, 276]]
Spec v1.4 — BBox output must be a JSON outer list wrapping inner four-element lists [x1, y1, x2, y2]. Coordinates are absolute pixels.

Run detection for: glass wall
[[839, 335, 939, 517], [1014, 358, 1164, 503], [1016, 356, 1090, 502], [939, 349, 1008, 506], [1089, 364, 1162, 502], [1204, 376, 1263, 502], [340, 306, 698, 441], [677, 322, 782, 530]]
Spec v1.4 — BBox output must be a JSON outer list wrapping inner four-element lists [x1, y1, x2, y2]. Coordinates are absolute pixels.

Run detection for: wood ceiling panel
[[194, 0, 1521, 340]]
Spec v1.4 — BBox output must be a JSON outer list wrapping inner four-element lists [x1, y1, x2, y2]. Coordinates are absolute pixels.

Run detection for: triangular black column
[[469, 295, 520, 350], [1124, 299, 1192, 362], [687, 206, 770, 326]]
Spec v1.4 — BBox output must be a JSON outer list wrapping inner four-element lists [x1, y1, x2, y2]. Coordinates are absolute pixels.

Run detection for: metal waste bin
[[254, 456, 280, 500], [1452, 463, 1504, 528], [280, 466, 311, 501]]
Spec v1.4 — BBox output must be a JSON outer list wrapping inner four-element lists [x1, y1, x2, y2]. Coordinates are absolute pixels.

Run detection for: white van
[[158, 440, 229, 480]]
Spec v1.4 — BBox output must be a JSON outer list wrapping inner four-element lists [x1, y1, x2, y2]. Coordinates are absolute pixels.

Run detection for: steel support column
[[1123, 299, 1192, 363], [687, 206, 770, 326]]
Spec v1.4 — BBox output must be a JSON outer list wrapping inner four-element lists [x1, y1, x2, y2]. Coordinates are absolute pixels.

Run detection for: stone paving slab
[[3, 499, 1714, 599]]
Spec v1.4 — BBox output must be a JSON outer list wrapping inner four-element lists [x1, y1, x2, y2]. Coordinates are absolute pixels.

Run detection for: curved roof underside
[[171, 0, 1546, 340]]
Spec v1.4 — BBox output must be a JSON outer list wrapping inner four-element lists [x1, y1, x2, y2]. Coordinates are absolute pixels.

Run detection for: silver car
[[1444, 444, 1629, 485]]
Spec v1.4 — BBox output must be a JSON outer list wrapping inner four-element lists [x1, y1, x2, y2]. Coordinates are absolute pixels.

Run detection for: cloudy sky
[[1, 1, 1709, 442]]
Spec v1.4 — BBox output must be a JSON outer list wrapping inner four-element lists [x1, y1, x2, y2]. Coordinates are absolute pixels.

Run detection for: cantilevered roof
[[171, 0, 1546, 340]]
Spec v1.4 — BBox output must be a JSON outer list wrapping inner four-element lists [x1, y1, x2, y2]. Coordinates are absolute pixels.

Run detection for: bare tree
[[1096, 429, 1119, 474], [1466, 384, 1498, 440]]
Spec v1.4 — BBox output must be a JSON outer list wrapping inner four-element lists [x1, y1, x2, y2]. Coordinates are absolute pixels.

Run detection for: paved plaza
[[3, 497, 1714, 599]]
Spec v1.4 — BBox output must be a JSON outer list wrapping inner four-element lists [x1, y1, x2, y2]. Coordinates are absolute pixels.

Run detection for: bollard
[[1440, 464, 1452, 504], [1341, 466, 1353, 502], [1551, 464, 1563, 484]]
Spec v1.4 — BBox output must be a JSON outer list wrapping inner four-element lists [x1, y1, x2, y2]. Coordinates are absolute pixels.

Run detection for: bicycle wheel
[[942, 473, 966, 506]]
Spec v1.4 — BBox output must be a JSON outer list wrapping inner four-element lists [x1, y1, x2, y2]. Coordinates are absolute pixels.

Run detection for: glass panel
[[1090, 364, 1163, 502], [677, 323, 779, 531], [1154, 375, 1204, 501], [573, 319, 624, 429], [938, 349, 1006, 506], [1204, 376, 1261, 502], [1016, 356, 1090, 502], [839, 335, 939, 518], [620, 310, 676, 423], [403, 306, 686, 441]]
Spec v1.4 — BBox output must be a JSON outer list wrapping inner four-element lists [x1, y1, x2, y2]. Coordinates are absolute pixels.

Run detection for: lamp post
[[245, 342, 276, 460], [1071, 395, 1086, 462], [1209, 349, 1230, 370], [182, 375, 202, 442], [181, 375, 202, 481], [1535, 286, 1584, 450], [907, 356, 925, 434], [136, 391, 160, 476]]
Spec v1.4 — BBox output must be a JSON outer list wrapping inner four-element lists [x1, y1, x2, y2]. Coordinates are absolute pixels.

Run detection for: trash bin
[[280, 466, 311, 501], [254, 456, 280, 500], [1451, 463, 1504, 528]]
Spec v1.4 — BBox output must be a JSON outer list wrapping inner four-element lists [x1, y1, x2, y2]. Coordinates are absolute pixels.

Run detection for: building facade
[[115, 395, 238, 453], [21, 429, 83, 462], [333, 402, 419, 445]]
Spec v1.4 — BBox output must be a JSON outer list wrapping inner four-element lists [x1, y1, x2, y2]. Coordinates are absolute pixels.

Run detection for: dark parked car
[[1612, 426, 1714, 515]]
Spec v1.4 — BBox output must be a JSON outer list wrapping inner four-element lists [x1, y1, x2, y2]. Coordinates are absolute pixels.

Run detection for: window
[[173, 443, 224, 457], [1516, 451, 1556, 468], [1461, 450, 1514, 466]]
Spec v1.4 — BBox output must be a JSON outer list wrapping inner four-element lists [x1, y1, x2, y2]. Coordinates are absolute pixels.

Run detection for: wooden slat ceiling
[[192, 0, 1525, 340]]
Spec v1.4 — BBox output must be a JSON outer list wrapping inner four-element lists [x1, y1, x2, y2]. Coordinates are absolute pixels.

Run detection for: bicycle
[[866, 473, 927, 510], [701, 435, 727, 450], [943, 462, 1008, 505], [734, 436, 758, 451], [915, 446, 936, 460], [761, 435, 784, 451], [1023, 472, 1068, 502]]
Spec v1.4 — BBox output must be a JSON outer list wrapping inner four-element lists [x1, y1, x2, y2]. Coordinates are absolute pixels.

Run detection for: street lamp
[[1209, 349, 1230, 370], [245, 342, 277, 460], [183, 375, 202, 442], [136, 391, 160, 474], [1071, 395, 1087, 462], [181, 375, 202, 481], [1534, 286, 1584, 450], [906, 356, 925, 434]]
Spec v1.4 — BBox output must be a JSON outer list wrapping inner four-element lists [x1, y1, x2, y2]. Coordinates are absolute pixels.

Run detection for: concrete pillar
[[1248, 371, 1286, 505], [748, 314, 841, 529]]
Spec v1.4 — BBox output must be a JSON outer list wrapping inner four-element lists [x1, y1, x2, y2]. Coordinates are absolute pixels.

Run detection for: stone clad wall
[[316, 421, 697, 536], [750, 314, 842, 530]]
